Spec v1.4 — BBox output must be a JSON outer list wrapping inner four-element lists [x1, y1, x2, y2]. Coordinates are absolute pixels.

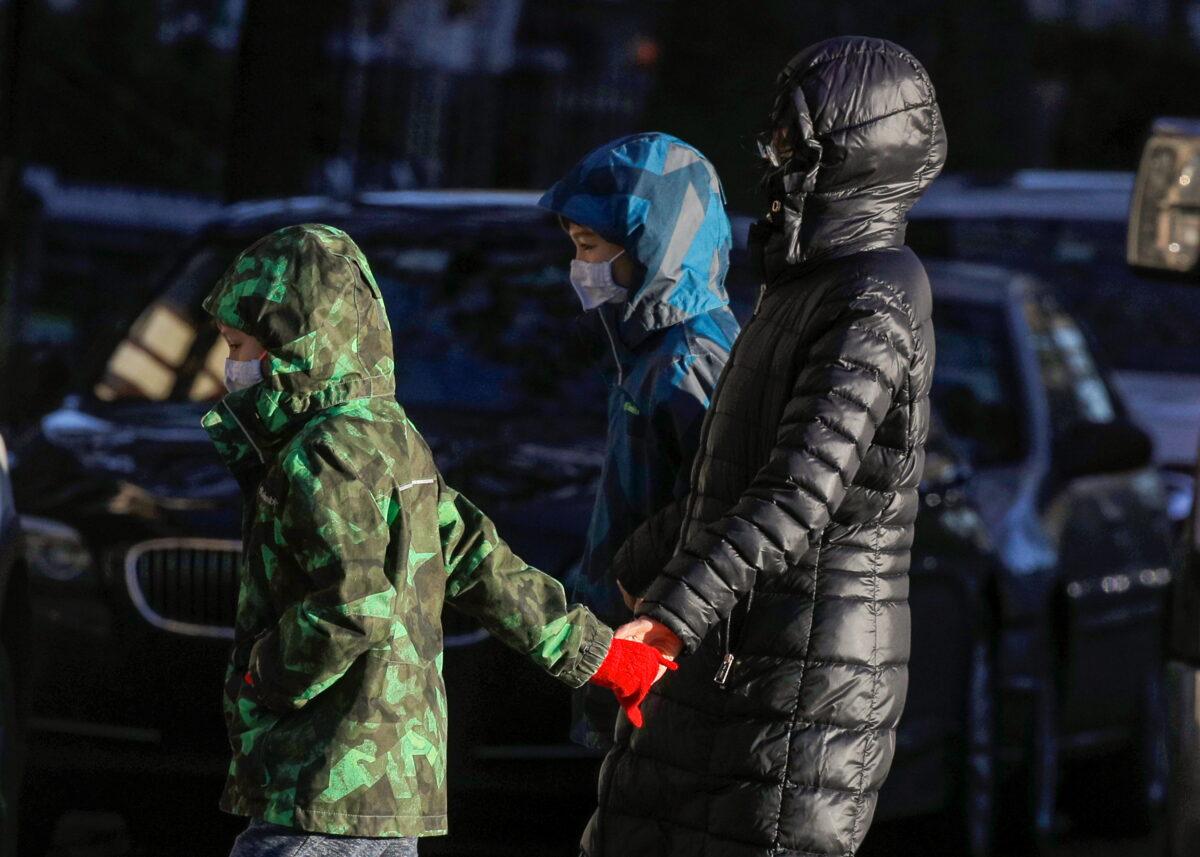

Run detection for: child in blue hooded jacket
[[538, 133, 740, 747]]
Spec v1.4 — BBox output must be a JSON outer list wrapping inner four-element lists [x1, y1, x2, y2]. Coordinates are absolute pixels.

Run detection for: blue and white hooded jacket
[[539, 132, 740, 626]]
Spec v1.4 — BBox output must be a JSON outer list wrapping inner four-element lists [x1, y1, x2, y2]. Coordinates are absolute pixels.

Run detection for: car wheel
[[0, 642, 21, 857], [938, 633, 998, 857], [997, 661, 1058, 855]]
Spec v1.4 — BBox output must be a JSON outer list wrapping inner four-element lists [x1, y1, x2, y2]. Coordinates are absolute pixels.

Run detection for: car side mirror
[[1053, 418, 1153, 480]]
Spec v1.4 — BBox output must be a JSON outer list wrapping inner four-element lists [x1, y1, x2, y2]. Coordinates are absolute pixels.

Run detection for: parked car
[[0, 431, 27, 857], [892, 259, 1171, 852], [7, 192, 614, 856], [5, 194, 1168, 856], [908, 170, 1200, 525]]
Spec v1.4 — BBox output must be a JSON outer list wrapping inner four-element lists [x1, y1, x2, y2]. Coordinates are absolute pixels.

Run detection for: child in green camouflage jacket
[[202, 224, 671, 855]]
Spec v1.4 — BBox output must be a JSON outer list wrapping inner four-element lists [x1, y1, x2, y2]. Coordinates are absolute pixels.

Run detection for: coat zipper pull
[[752, 283, 767, 318], [714, 653, 736, 688]]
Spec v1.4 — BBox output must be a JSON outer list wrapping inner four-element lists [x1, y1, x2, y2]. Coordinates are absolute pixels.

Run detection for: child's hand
[[589, 638, 678, 727]]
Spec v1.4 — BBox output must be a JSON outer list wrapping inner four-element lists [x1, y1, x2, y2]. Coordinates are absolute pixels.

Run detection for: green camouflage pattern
[[200, 224, 612, 837]]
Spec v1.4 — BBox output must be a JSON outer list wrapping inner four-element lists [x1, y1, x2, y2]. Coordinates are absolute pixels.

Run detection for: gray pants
[[229, 819, 419, 857]]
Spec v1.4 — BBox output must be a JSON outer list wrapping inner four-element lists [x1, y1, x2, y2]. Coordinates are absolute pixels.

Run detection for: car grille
[[122, 538, 490, 648], [124, 539, 241, 639]]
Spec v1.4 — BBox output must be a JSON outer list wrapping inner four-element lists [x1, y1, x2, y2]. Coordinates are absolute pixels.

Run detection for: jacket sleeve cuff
[[558, 618, 614, 689], [638, 567, 715, 655]]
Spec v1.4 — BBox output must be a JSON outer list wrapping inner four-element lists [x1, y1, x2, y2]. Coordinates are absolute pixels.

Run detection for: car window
[[92, 217, 605, 415], [931, 299, 1026, 465], [94, 244, 238, 402], [1022, 293, 1117, 430], [908, 216, 1200, 375], [359, 228, 600, 414]]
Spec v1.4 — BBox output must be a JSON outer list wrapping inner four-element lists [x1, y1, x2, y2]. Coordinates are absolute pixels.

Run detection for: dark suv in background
[[909, 260, 1172, 852], [5, 192, 1172, 856], [909, 170, 1200, 524]]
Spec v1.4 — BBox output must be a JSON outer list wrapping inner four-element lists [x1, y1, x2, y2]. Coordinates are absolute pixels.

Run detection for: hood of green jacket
[[201, 224, 397, 465]]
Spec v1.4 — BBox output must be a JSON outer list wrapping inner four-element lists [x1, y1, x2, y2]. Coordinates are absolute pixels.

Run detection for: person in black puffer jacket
[[580, 36, 945, 857]]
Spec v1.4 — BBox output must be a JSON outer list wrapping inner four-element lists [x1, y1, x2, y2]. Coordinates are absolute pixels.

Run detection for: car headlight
[[20, 515, 95, 582]]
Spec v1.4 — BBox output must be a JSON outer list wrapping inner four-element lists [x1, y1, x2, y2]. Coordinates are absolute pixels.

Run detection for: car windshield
[[92, 214, 606, 415], [931, 297, 1026, 465], [908, 216, 1200, 376]]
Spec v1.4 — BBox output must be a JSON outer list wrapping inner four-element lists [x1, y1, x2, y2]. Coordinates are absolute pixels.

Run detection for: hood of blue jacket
[[538, 132, 733, 348]]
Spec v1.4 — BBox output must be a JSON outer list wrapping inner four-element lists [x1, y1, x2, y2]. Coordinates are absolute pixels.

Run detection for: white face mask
[[569, 250, 627, 311], [224, 357, 264, 393]]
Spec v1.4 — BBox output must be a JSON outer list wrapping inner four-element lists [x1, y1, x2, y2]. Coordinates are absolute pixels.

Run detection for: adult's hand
[[615, 617, 683, 682]]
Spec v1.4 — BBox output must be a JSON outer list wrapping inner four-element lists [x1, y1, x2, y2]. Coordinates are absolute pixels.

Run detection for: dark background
[[4, 0, 1200, 202], [3, 0, 1200, 415], [1, 0, 1199, 427], [2, 3, 1200, 856]]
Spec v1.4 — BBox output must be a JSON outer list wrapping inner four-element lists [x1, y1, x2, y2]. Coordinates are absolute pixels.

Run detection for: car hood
[[9, 400, 241, 537], [12, 398, 605, 533]]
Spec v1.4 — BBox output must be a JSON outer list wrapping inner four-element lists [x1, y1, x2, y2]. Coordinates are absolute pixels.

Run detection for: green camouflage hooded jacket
[[200, 224, 612, 837]]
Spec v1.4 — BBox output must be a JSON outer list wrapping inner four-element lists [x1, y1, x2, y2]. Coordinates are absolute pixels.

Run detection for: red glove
[[589, 638, 678, 727]]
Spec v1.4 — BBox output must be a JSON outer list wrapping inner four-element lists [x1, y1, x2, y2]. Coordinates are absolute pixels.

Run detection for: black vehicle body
[[5, 195, 1166, 854], [879, 260, 1171, 850]]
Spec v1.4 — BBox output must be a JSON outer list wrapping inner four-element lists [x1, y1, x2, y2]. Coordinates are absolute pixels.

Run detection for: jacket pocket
[[226, 675, 282, 763]]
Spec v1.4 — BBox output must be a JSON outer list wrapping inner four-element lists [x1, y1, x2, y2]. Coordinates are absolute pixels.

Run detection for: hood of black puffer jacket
[[760, 36, 947, 276], [538, 132, 733, 349]]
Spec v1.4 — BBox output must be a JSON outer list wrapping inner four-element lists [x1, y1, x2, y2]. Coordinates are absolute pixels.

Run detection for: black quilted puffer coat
[[581, 37, 945, 857]]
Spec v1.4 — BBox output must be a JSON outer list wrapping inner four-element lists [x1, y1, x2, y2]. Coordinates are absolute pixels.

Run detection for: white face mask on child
[[569, 250, 627, 311], [224, 358, 264, 393]]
